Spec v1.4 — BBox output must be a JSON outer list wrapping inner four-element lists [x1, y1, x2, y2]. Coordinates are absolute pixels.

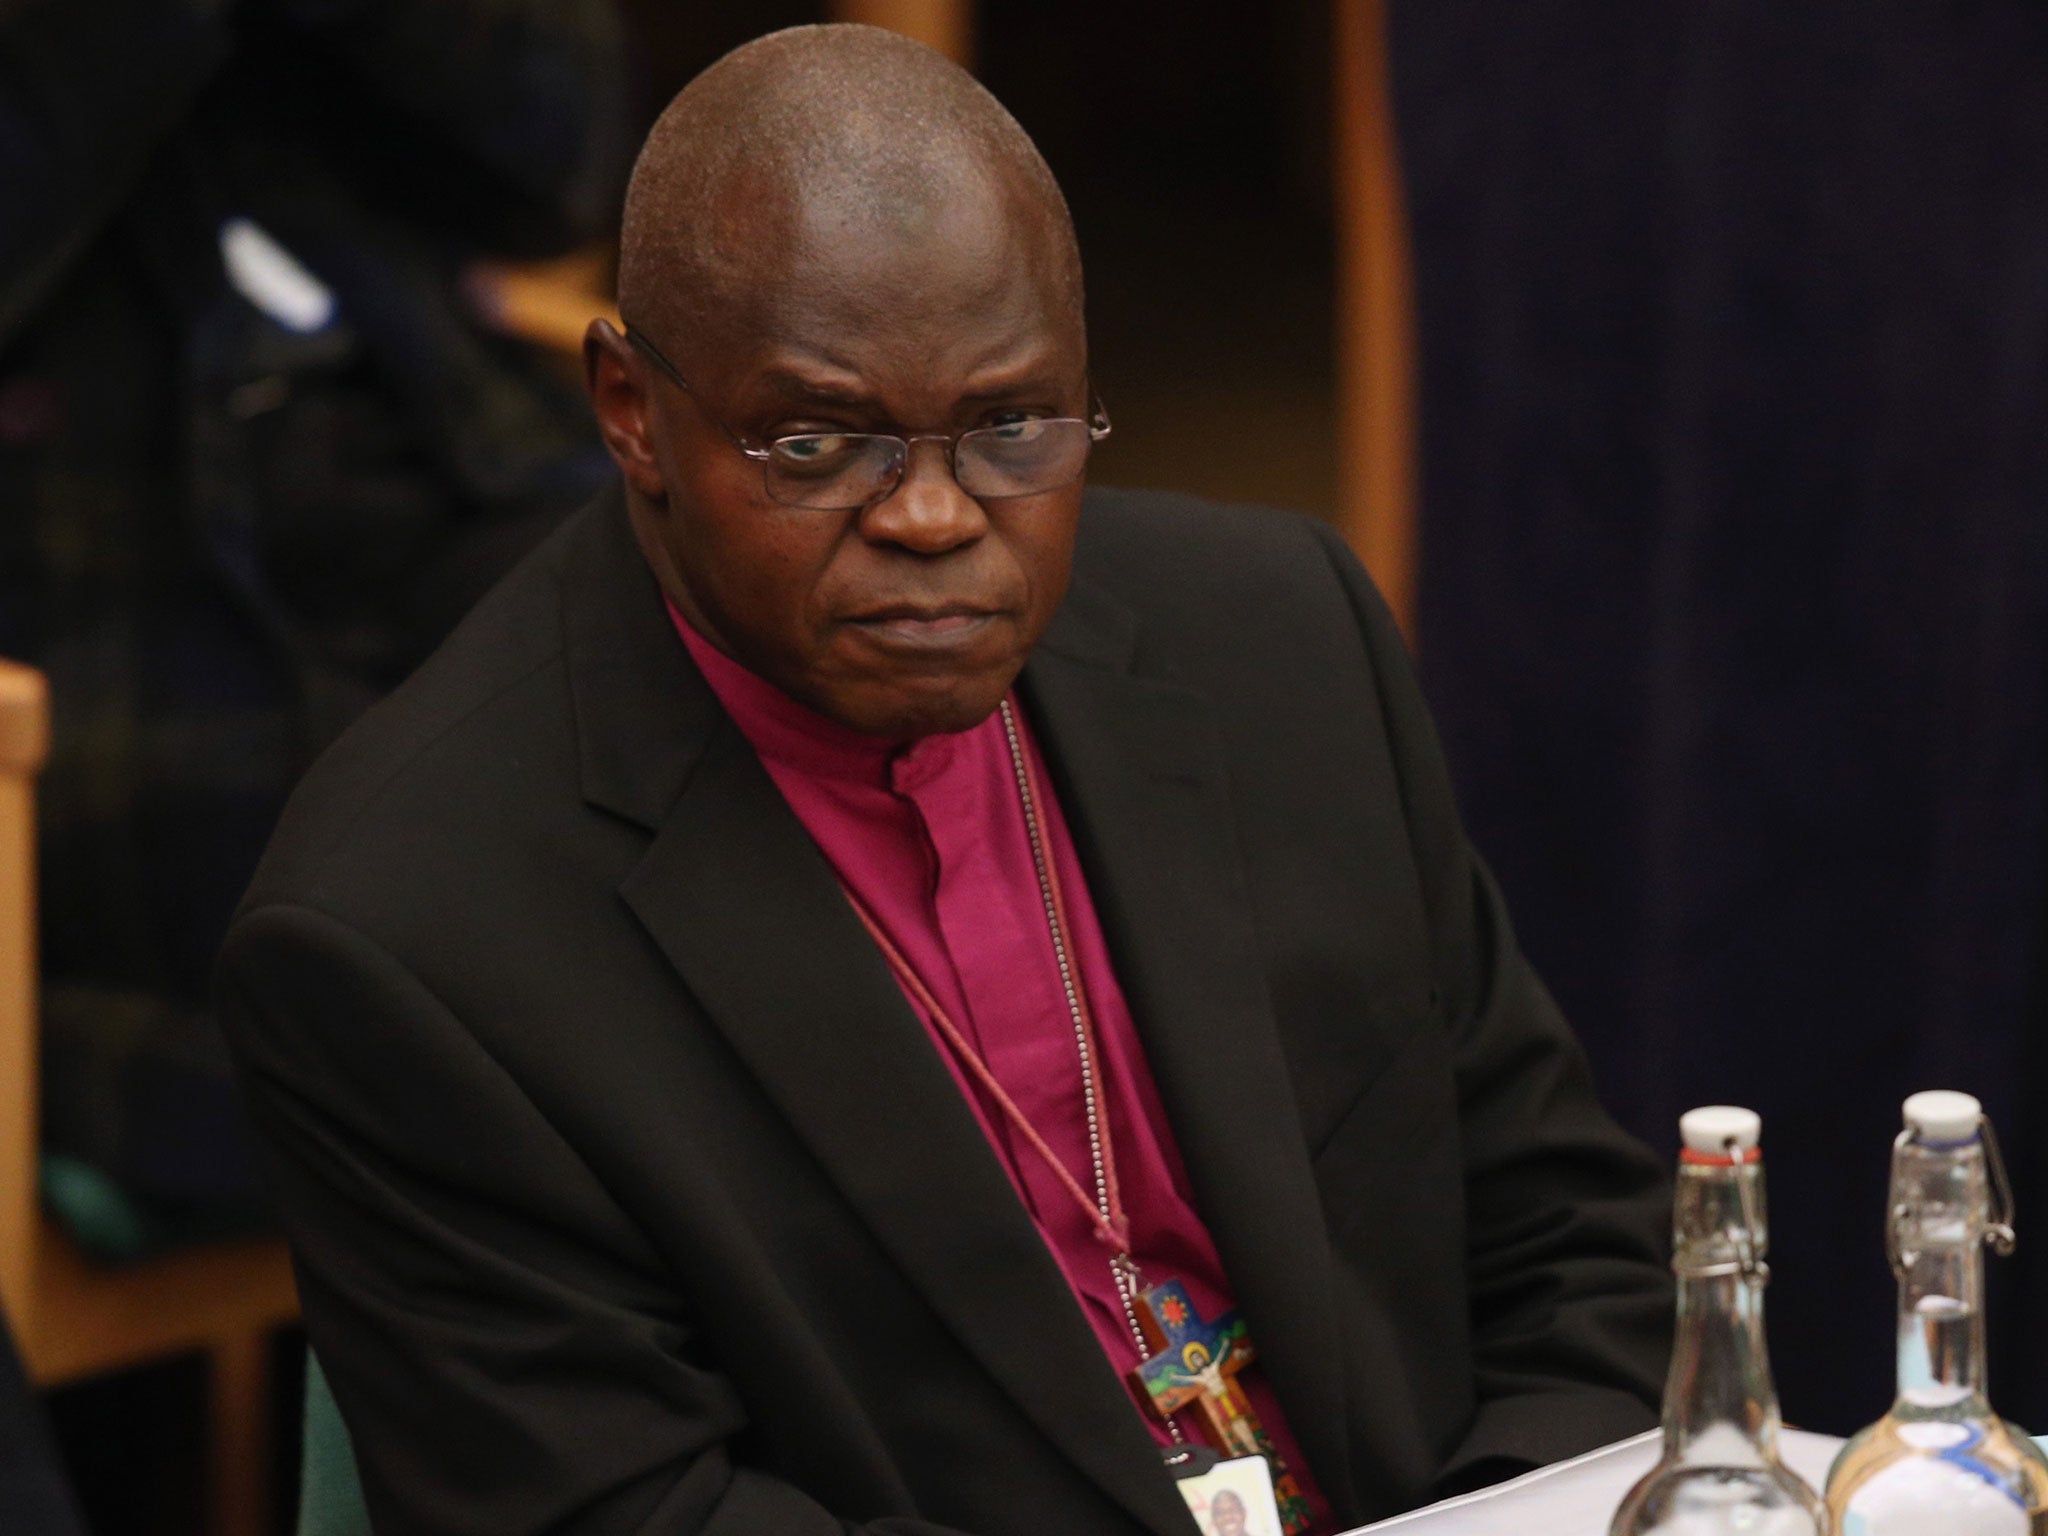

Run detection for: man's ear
[[585, 319, 668, 499]]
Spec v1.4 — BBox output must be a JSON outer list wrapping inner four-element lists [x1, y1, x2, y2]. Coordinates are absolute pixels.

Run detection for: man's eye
[[984, 414, 1048, 443], [775, 434, 860, 465]]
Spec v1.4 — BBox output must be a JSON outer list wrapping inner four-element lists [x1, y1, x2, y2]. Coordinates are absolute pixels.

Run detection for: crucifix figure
[[1129, 1280, 1315, 1535]]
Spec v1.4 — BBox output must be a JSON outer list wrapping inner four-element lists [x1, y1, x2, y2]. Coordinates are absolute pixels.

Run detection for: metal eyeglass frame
[[622, 322, 1111, 510]]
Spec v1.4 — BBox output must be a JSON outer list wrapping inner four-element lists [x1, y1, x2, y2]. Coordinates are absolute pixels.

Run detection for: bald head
[[617, 24, 1083, 365], [592, 27, 1097, 742]]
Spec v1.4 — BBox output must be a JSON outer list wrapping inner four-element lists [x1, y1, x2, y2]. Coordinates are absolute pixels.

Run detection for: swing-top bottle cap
[[1903, 1090, 1982, 1144], [1679, 1105, 1761, 1161]]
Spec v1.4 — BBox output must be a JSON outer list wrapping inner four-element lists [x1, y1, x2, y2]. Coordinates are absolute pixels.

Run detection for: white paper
[[1342, 1428, 1844, 1535]]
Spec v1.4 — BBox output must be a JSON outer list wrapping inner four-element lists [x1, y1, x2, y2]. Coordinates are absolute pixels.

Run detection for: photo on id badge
[[1177, 1454, 1281, 1536]]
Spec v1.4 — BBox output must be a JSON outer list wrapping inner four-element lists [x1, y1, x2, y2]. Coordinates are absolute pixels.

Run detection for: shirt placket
[[894, 738, 1125, 1340]]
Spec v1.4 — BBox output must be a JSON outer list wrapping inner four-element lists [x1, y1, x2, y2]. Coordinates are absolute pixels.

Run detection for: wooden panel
[[0, 661, 47, 1339], [1333, 0, 1419, 641], [828, 0, 973, 67], [209, 1329, 274, 1536], [0, 660, 47, 779], [24, 1224, 298, 1386], [469, 246, 620, 362]]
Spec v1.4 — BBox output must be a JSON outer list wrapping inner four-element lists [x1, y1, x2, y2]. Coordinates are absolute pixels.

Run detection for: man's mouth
[[845, 605, 1002, 650]]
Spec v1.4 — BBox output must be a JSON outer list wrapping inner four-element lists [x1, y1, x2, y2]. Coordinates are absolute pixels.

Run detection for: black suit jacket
[[219, 486, 1672, 1536]]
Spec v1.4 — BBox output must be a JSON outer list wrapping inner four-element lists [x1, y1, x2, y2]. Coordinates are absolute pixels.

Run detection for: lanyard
[[836, 698, 1130, 1259], [839, 698, 1193, 1451], [841, 885, 1131, 1257]]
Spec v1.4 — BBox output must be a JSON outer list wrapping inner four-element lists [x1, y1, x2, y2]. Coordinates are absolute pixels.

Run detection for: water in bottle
[[1610, 1105, 1825, 1536], [1824, 1090, 2048, 1535]]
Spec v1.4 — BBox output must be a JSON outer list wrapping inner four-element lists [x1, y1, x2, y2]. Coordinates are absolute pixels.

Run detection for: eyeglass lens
[[765, 419, 1095, 509]]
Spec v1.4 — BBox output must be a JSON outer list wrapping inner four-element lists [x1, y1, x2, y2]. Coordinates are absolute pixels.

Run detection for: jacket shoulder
[[1078, 484, 1337, 574], [238, 504, 593, 916], [1072, 484, 1402, 683]]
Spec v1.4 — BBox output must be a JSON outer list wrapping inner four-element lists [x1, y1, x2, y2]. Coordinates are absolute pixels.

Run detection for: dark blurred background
[[9, 0, 2048, 1531], [1395, 0, 2048, 1446]]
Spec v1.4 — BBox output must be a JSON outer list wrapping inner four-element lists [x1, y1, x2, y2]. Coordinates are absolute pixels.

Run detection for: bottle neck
[[1890, 1138, 1992, 1414], [1665, 1267, 1785, 1462], [1663, 1157, 1784, 1464]]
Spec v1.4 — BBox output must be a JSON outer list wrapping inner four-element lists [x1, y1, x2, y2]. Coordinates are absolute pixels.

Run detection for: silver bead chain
[[998, 699, 1184, 1445]]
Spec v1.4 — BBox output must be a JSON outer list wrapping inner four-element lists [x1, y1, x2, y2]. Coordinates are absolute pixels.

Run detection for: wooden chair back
[[0, 661, 49, 1340], [0, 659, 299, 1536]]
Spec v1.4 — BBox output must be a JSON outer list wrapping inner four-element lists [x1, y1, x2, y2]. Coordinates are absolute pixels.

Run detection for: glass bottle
[[1610, 1106, 1826, 1536], [1824, 1090, 2048, 1535]]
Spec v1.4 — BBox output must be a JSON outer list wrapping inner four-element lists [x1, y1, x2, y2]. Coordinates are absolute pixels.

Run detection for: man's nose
[[858, 437, 987, 553]]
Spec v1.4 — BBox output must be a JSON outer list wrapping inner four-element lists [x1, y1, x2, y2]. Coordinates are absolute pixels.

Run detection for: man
[[219, 24, 1672, 1536]]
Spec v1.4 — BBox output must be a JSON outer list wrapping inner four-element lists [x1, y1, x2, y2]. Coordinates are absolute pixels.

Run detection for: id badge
[[1167, 1448, 1287, 1536]]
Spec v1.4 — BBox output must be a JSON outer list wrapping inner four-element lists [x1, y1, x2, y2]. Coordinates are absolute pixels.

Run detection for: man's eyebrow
[[956, 371, 1070, 405], [745, 349, 1080, 412], [954, 341, 1076, 401], [754, 367, 875, 407]]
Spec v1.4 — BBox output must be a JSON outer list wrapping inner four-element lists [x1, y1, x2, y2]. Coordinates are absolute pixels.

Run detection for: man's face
[[1211, 1491, 1248, 1536], [601, 182, 1088, 739]]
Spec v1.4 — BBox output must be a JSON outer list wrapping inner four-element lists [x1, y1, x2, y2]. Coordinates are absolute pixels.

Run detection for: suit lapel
[[1023, 584, 1361, 1520], [561, 505, 1193, 1536]]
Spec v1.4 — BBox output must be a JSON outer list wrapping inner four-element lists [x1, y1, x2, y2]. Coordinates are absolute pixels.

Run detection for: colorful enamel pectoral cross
[[1130, 1280, 1314, 1535]]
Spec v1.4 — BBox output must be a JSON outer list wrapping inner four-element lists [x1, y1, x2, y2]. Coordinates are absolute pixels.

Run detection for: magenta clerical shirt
[[671, 607, 1329, 1529]]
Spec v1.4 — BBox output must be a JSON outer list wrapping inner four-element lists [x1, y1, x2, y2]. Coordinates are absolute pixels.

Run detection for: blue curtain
[[1393, 0, 2048, 1433]]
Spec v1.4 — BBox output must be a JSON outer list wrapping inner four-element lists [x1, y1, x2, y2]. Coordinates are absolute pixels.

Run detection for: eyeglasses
[[624, 324, 1110, 511]]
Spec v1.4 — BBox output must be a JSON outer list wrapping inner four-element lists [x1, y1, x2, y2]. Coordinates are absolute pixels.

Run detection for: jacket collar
[[1022, 581, 1359, 1522]]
